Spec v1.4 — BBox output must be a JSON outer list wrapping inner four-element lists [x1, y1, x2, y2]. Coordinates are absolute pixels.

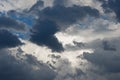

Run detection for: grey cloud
[[65, 41, 85, 51], [73, 41, 85, 48], [29, 0, 44, 13], [0, 29, 23, 49], [48, 54, 61, 59], [53, 0, 69, 6], [0, 49, 56, 80], [30, 19, 64, 52], [0, 16, 26, 31], [83, 37, 120, 73], [54, 59, 84, 80], [103, 41, 116, 51], [29, 1, 99, 52], [41, 5, 99, 29], [101, 0, 120, 21]]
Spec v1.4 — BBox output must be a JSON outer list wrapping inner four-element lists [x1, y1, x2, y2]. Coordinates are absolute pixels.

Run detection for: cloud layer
[[0, 0, 120, 80]]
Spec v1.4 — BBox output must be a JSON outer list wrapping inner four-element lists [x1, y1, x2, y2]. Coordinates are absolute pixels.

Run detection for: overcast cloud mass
[[0, 0, 120, 80]]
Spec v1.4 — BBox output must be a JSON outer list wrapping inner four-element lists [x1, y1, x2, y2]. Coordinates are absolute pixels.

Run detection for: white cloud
[[57, 17, 120, 43], [64, 0, 104, 13], [0, 0, 37, 12]]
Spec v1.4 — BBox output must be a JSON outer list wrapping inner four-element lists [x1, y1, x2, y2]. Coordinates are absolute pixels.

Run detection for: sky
[[0, 0, 120, 80]]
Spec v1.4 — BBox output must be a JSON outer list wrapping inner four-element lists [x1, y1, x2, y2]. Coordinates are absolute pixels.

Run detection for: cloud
[[101, 0, 120, 21], [28, 0, 44, 13], [30, 19, 64, 52], [1, 0, 120, 80], [83, 37, 120, 73], [53, 0, 69, 6], [0, 0, 38, 12], [54, 58, 84, 80], [55, 17, 120, 46], [0, 16, 26, 31], [29, 3, 99, 51], [57, 0, 103, 13], [41, 5, 99, 28], [0, 29, 23, 49], [0, 49, 56, 80]]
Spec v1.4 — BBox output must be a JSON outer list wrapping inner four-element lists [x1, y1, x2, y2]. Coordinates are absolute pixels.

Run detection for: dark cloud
[[101, 0, 120, 21], [0, 49, 56, 80], [30, 19, 64, 52], [41, 5, 99, 28], [0, 29, 22, 49], [0, 16, 26, 31], [29, 2, 99, 52]]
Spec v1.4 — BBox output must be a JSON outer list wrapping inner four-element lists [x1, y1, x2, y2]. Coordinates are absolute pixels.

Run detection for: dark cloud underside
[[0, 30, 22, 49], [41, 5, 99, 27], [30, 19, 64, 52], [0, 50, 56, 80]]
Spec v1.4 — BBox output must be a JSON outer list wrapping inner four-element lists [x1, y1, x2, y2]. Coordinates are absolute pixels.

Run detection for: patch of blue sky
[[9, 12, 34, 26], [4, 12, 34, 40], [0, 13, 31, 40]]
